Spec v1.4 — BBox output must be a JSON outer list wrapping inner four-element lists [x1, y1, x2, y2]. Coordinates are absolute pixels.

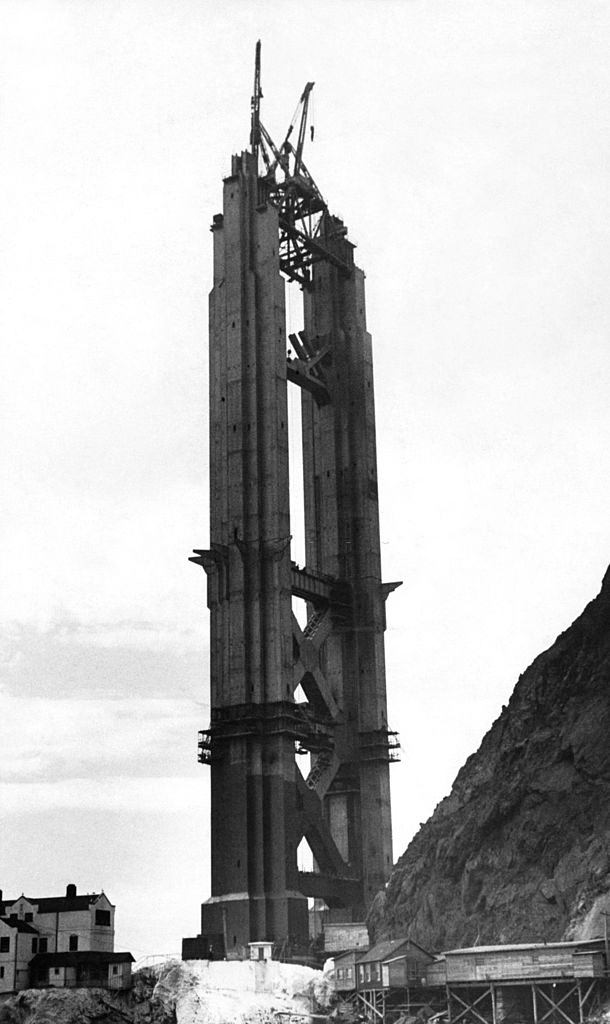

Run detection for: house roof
[[1, 892, 113, 915], [3, 894, 106, 914], [0, 918, 39, 934], [384, 953, 426, 965], [445, 940, 606, 956], [334, 950, 357, 964], [357, 939, 414, 964], [30, 894, 103, 913], [30, 951, 134, 968], [357, 938, 434, 964]]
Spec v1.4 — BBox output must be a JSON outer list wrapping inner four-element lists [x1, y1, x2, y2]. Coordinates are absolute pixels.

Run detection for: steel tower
[[184, 45, 400, 959]]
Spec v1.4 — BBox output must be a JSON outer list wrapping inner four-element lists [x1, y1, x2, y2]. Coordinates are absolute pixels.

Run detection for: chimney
[[0, 889, 3, 902], [66, 884, 77, 898]]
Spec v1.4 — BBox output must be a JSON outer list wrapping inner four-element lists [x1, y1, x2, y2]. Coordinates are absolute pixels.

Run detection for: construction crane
[[248, 42, 351, 286], [281, 81, 314, 179]]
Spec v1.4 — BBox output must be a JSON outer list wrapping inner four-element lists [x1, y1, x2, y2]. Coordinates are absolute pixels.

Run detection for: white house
[[0, 884, 133, 993]]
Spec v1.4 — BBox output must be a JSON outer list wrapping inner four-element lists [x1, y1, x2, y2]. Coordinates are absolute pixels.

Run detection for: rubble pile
[[0, 959, 334, 1024]]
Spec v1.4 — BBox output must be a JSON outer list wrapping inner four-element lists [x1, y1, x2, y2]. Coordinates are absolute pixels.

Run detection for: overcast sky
[[1, 0, 610, 958]]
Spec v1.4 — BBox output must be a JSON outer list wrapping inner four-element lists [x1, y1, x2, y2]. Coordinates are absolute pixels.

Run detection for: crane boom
[[250, 40, 262, 162], [294, 82, 314, 177], [244, 43, 345, 286]]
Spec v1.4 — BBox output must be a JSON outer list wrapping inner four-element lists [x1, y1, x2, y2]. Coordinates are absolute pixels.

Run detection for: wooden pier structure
[[332, 938, 608, 1024]]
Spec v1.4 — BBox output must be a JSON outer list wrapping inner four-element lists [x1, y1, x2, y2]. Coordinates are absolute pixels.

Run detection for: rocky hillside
[[370, 566, 610, 951]]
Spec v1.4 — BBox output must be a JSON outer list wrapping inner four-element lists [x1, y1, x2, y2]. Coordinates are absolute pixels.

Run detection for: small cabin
[[334, 949, 358, 992], [357, 939, 434, 991], [382, 949, 434, 989], [248, 940, 273, 962]]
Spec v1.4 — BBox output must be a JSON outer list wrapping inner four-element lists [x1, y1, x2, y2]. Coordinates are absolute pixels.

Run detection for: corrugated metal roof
[[445, 939, 605, 955]]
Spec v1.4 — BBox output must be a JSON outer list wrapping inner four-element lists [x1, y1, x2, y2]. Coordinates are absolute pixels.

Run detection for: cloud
[[1, 775, 204, 815], [0, 619, 208, 701], [0, 478, 208, 629], [1, 695, 205, 783], [54, 619, 203, 652]]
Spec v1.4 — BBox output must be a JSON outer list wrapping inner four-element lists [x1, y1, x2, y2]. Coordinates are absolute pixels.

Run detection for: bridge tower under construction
[[183, 45, 401, 959]]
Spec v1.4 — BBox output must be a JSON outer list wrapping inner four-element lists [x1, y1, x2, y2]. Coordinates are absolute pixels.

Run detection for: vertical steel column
[[301, 226, 394, 915], [200, 150, 308, 953]]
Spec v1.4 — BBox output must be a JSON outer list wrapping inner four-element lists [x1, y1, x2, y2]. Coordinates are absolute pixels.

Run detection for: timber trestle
[[447, 980, 606, 1024]]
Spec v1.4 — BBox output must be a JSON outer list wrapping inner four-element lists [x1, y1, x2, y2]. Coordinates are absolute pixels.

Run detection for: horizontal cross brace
[[287, 358, 330, 405], [291, 563, 349, 605], [297, 871, 360, 906]]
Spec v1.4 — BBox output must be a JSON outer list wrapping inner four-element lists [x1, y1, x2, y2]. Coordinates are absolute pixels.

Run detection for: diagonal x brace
[[296, 772, 352, 878]]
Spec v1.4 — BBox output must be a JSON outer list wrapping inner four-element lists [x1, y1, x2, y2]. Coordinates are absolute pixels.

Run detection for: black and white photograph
[[1, 2, 609, 1021]]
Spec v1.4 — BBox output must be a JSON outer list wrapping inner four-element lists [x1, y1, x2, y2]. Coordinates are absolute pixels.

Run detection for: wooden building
[[334, 949, 358, 994], [324, 921, 369, 955], [29, 951, 134, 990], [425, 956, 447, 987], [356, 939, 435, 1021], [443, 939, 608, 1024]]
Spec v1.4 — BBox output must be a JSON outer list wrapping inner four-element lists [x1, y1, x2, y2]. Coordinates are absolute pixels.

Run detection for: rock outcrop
[[0, 959, 334, 1024], [370, 566, 610, 951]]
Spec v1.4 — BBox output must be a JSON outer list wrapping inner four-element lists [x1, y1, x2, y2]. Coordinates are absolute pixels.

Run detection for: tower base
[[183, 892, 309, 961]]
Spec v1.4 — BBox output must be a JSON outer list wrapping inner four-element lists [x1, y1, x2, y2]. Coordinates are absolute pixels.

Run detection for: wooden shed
[[444, 939, 607, 983], [334, 949, 357, 993], [382, 947, 435, 989], [443, 939, 607, 1024], [357, 938, 434, 990], [425, 956, 447, 987]]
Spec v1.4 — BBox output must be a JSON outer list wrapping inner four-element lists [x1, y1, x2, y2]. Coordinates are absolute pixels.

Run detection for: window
[[32, 938, 38, 953], [112, 966, 118, 975], [54, 968, 60, 976], [25, 913, 33, 923], [39, 938, 48, 953], [0, 938, 9, 953], [0, 967, 4, 979], [69, 935, 78, 952], [95, 909, 111, 927]]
